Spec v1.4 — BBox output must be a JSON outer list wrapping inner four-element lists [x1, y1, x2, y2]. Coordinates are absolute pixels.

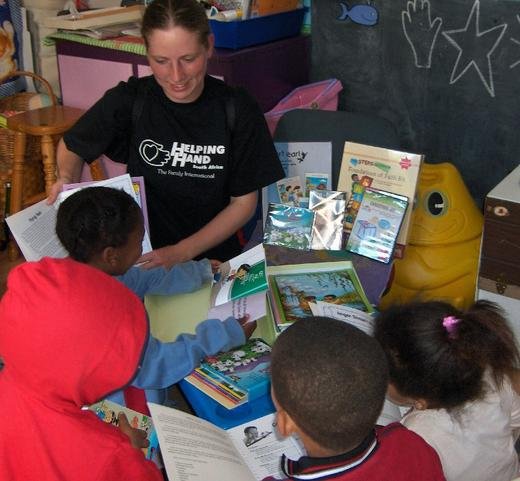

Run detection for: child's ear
[[275, 409, 299, 438], [102, 246, 119, 267]]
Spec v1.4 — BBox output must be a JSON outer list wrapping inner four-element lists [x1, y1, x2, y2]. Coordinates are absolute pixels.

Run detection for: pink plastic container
[[264, 78, 343, 135]]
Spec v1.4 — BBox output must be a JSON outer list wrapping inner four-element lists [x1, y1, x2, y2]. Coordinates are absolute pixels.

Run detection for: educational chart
[[311, 0, 520, 206]]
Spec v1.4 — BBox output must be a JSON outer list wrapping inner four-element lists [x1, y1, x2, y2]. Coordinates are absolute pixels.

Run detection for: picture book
[[275, 175, 304, 206], [267, 261, 374, 332], [89, 399, 160, 463], [148, 403, 306, 481], [263, 203, 315, 250], [210, 244, 268, 307], [346, 188, 409, 264], [337, 142, 423, 251], [6, 174, 152, 262], [304, 172, 330, 197], [184, 338, 271, 409], [343, 177, 373, 236], [308, 189, 346, 250], [262, 141, 332, 225]]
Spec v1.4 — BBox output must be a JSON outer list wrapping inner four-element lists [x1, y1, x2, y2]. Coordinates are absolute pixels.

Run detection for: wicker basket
[[0, 71, 58, 224]]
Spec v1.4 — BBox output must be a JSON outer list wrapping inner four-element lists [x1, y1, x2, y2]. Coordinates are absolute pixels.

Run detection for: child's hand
[[209, 259, 221, 274], [238, 314, 256, 340], [118, 412, 149, 451]]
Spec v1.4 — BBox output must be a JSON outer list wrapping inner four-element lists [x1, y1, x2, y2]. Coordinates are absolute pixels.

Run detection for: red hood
[[0, 257, 148, 408]]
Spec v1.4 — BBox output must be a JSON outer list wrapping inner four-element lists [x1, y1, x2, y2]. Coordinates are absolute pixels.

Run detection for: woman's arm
[[138, 191, 258, 269], [47, 138, 86, 204]]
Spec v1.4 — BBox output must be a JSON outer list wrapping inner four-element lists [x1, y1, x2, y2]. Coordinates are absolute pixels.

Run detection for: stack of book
[[184, 338, 272, 409]]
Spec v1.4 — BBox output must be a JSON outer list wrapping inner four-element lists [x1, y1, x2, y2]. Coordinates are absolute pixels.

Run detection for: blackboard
[[311, 0, 520, 205]]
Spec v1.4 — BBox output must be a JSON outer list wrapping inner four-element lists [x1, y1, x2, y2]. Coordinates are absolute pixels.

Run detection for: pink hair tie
[[443, 315, 460, 338]]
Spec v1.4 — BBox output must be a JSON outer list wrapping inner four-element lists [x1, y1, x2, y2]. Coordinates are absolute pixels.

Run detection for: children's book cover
[[346, 188, 408, 264], [337, 142, 422, 251], [267, 261, 374, 330], [263, 203, 315, 250], [262, 141, 332, 225], [210, 244, 268, 307], [185, 338, 272, 408], [89, 399, 160, 463], [275, 175, 304, 206], [304, 173, 330, 197]]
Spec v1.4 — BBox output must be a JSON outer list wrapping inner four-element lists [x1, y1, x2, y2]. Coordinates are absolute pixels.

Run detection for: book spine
[[195, 366, 248, 401]]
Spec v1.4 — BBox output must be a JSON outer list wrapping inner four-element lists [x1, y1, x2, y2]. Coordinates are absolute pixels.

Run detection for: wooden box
[[477, 164, 520, 339]]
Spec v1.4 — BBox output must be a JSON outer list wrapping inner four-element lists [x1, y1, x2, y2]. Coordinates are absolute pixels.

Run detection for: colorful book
[[346, 188, 408, 264], [262, 141, 332, 225], [184, 338, 272, 409], [275, 175, 304, 206], [266, 261, 374, 332], [89, 399, 160, 463], [337, 142, 423, 253], [263, 203, 315, 250], [210, 244, 268, 307]]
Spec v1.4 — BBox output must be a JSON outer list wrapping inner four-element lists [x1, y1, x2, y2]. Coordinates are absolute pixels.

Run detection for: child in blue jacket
[[55, 186, 255, 408]]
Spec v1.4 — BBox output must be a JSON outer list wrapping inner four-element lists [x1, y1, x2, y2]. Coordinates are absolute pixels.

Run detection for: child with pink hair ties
[[375, 300, 520, 481]]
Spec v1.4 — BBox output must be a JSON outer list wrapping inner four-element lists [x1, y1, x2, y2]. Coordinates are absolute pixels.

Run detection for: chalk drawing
[[442, 0, 507, 98], [510, 14, 520, 69], [402, 0, 443, 68]]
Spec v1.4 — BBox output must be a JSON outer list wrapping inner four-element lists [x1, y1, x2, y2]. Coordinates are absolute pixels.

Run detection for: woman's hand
[[118, 412, 149, 451]]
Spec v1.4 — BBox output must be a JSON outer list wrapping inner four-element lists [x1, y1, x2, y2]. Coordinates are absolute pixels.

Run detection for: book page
[[309, 300, 374, 335], [207, 291, 267, 323], [6, 199, 67, 261], [226, 413, 306, 480], [148, 403, 256, 481]]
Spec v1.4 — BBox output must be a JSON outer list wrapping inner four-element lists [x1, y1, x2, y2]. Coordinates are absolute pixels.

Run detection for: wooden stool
[[6, 104, 85, 260]]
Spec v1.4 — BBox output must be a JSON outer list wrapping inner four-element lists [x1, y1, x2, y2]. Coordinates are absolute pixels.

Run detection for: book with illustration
[[266, 261, 374, 332], [184, 338, 272, 409], [262, 141, 332, 225], [337, 142, 423, 254], [275, 175, 304, 206], [345, 188, 408, 264], [89, 399, 160, 463], [263, 203, 315, 250], [148, 403, 305, 481], [210, 244, 268, 307]]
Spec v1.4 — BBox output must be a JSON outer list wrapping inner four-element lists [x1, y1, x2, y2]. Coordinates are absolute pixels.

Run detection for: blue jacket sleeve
[[132, 316, 245, 389], [117, 259, 213, 299]]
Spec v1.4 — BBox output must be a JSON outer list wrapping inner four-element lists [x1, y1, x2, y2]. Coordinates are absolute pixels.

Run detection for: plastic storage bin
[[264, 78, 343, 135], [209, 8, 305, 49]]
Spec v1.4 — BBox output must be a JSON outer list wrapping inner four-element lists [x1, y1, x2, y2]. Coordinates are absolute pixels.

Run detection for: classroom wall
[[311, 0, 520, 206]]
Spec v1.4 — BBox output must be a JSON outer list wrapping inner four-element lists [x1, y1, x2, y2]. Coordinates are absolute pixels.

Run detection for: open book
[[210, 244, 268, 307], [6, 174, 152, 261], [148, 403, 305, 481]]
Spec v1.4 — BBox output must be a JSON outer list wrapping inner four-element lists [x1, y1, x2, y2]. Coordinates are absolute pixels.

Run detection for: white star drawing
[[511, 14, 520, 69], [442, 0, 507, 97]]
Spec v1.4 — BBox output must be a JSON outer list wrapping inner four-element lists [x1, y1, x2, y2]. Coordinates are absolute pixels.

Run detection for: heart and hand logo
[[139, 140, 170, 166]]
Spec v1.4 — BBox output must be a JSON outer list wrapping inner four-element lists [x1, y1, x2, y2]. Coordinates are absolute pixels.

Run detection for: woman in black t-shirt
[[49, 0, 283, 267]]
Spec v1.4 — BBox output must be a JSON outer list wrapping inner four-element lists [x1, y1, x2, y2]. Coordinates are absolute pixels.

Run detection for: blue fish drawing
[[338, 2, 379, 26]]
